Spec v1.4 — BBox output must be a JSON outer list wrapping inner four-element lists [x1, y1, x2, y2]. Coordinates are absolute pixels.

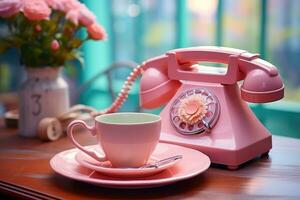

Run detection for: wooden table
[[0, 122, 299, 200]]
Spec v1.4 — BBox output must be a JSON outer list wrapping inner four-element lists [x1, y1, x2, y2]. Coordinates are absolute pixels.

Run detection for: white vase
[[19, 67, 70, 138]]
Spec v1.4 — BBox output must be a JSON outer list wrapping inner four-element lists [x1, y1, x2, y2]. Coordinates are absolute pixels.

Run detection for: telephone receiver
[[95, 46, 284, 115], [94, 46, 284, 169], [139, 46, 284, 109]]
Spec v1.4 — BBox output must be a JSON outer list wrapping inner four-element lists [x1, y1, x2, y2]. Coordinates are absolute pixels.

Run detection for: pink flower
[[45, 0, 58, 9], [51, 39, 60, 51], [61, 0, 81, 12], [78, 5, 96, 27], [66, 4, 96, 27], [65, 10, 80, 26], [23, 0, 51, 21], [0, 0, 23, 18], [45, 0, 59, 10], [87, 23, 107, 40], [46, 0, 81, 12]]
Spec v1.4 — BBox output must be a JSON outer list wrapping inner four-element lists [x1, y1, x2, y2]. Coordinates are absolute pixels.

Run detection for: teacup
[[67, 112, 161, 168]]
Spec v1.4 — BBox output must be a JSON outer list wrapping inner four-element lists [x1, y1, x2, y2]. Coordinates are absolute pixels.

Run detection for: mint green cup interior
[[95, 112, 161, 125]]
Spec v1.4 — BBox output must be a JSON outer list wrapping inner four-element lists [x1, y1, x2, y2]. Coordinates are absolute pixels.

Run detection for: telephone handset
[[95, 46, 283, 114], [140, 46, 283, 108], [94, 46, 284, 169]]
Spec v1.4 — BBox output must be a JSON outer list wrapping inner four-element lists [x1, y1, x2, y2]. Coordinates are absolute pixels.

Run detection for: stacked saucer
[[50, 143, 210, 189]]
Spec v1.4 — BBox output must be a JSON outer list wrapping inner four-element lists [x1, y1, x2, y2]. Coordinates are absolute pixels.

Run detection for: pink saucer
[[50, 143, 210, 189], [75, 145, 181, 178]]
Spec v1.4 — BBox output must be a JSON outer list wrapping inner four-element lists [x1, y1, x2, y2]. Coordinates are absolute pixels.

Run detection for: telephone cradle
[[95, 46, 284, 170]]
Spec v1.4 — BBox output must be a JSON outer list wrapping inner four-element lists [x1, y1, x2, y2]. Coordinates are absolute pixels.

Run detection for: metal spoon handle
[[141, 155, 183, 169]]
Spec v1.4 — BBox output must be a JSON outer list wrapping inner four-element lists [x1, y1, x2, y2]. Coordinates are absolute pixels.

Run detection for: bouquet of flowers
[[0, 0, 106, 67]]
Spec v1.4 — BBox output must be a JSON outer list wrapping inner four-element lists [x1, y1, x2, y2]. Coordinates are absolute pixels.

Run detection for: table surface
[[0, 122, 300, 200]]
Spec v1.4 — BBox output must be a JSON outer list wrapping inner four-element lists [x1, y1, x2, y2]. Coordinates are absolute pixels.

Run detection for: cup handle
[[67, 120, 106, 162]]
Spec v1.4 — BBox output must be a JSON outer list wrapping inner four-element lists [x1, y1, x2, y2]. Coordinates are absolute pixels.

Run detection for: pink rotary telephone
[[95, 46, 284, 169]]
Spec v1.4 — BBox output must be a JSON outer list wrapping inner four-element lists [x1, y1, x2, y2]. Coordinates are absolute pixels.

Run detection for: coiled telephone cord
[[92, 65, 143, 117]]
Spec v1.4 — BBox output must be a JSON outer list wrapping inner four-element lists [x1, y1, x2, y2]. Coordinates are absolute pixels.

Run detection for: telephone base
[[159, 82, 273, 168], [160, 134, 272, 167]]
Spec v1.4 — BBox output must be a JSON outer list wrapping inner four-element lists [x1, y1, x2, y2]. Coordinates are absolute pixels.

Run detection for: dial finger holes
[[171, 106, 180, 115], [179, 122, 186, 129], [188, 124, 194, 131], [201, 90, 208, 96], [205, 111, 213, 118], [187, 90, 194, 95], [173, 116, 180, 123], [197, 121, 204, 128], [206, 96, 213, 103], [207, 103, 215, 111]]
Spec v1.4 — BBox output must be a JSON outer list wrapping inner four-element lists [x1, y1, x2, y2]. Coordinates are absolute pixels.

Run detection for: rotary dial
[[170, 88, 220, 135]]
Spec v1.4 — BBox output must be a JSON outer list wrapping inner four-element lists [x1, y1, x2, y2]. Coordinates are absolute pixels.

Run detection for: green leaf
[[69, 39, 83, 49], [67, 50, 84, 66]]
